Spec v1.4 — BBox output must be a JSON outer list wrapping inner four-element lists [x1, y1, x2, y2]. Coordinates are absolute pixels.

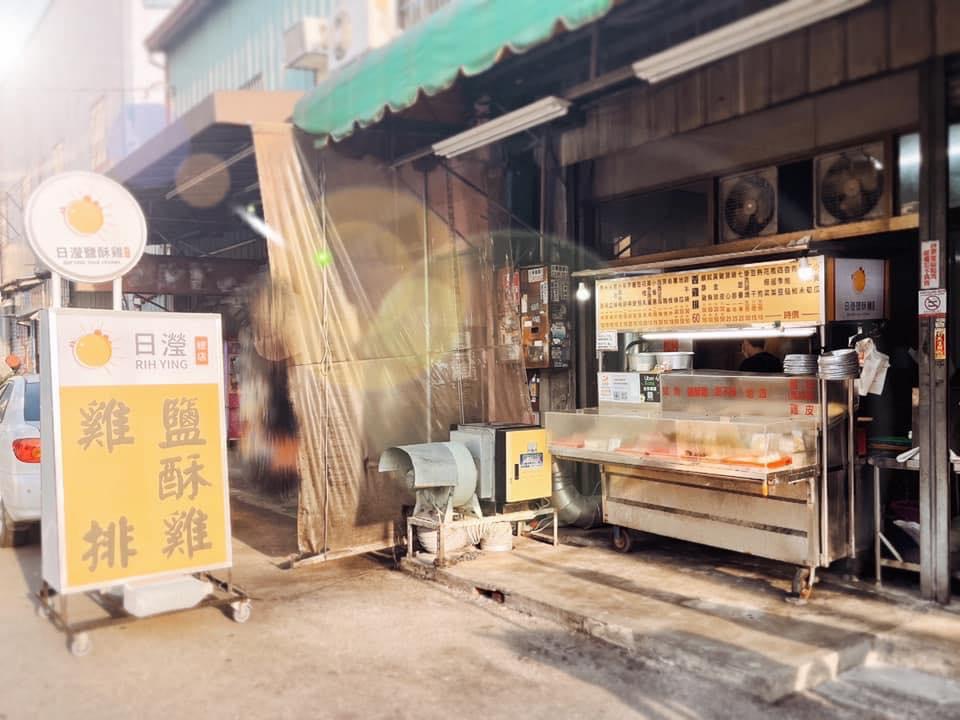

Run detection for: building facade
[[0, 0, 176, 366]]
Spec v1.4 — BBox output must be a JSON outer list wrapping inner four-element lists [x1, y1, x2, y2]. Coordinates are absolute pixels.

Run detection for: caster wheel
[[69, 633, 92, 657], [230, 600, 252, 624], [612, 527, 633, 553], [791, 568, 813, 601]]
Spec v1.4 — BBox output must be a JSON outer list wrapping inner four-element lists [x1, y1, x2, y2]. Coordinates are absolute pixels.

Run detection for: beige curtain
[[251, 123, 531, 557]]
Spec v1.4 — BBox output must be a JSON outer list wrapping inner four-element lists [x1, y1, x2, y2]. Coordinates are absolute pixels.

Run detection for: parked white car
[[0, 375, 41, 547]]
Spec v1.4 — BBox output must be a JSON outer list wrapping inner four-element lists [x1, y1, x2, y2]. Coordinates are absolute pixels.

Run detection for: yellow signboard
[[41, 309, 231, 593], [597, 257, 823, 333]]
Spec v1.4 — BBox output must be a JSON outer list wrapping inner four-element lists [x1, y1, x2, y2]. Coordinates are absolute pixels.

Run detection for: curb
[[401, 556, 875, 702]]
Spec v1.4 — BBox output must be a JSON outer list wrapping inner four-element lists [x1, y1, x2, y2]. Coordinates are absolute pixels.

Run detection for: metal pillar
[[918, 57, 951, 604]]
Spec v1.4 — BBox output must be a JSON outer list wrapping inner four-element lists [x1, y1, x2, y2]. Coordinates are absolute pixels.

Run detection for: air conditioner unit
[[329, 0, 398, 71], [284, 17, 330, 72], [719, 167, 778, 241], [815, 141, 888, 227]]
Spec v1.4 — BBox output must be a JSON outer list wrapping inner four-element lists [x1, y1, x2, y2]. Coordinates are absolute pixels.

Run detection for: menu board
[[597, 258, 823, 333]]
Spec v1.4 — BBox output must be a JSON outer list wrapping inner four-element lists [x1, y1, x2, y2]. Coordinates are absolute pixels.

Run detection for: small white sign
[[834, 258, 885, 321], [919, 288, 947, 317], [596, 331, 618, 351], [25, 172, 147, 283], [598, 372, 642, 403], [921, 240, 940, 290]]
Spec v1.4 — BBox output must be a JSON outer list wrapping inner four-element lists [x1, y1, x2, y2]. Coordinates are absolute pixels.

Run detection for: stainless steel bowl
[[627, 352, 657, 372], [655, 351, 694, 370]]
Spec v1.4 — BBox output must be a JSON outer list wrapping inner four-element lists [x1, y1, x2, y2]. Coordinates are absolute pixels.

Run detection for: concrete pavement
[[406, 533, 960, 705], [2, 499, 960, 718]]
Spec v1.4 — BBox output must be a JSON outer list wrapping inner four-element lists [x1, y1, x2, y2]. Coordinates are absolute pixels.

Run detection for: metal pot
[[655, 351, 694, 370], [624, 341, 657, 372]]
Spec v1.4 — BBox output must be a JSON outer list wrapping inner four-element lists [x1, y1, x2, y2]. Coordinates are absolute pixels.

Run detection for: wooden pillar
[[917, 57, 951, 604]]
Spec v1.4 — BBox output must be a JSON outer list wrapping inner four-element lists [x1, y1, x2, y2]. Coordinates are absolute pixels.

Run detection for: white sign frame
[[25, 171, 147, 284], [918, 288, 947, 318], [40, 308, 232, 594], [833, 258, 885, 321]]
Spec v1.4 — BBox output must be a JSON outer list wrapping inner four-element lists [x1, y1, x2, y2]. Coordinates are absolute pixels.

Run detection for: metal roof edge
[[145, 0, 220, 53]]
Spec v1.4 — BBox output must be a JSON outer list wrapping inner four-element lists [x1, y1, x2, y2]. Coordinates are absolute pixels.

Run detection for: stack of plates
[[783, 354, 818, 376], [818, 349, 860, 380]]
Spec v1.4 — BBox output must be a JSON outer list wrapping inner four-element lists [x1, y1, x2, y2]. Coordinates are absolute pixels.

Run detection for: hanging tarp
[[292, 0, 616, 140], [250, 123, 531, 557]]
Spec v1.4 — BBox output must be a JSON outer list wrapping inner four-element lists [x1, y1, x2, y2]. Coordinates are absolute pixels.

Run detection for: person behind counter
[[739, 339, 782, 373]]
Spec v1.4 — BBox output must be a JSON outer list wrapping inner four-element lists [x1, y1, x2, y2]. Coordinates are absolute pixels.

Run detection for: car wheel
[[0, 501, 15, 548]]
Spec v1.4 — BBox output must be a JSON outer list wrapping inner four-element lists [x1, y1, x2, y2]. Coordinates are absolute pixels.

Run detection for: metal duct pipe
[[551, 459, 601, 529]]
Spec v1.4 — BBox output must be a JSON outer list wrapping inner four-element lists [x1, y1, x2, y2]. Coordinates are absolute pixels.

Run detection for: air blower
[[379, 424, 552, 555], [378, 441, 482, 522]]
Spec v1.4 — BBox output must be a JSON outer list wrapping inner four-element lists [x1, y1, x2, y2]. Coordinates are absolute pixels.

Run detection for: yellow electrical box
[[499, 427, 552, 503]]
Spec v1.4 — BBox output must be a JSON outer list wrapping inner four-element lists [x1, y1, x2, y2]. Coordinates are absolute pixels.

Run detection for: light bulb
[[575, 282, 591, 302], [797, 257, 815, 282]]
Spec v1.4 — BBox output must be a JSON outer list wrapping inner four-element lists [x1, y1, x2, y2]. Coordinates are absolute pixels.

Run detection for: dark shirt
[[739, 352, 782, 373]]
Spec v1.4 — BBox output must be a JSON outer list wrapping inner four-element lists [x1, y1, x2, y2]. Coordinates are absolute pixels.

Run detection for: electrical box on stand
[[450, 423, 552, 507]]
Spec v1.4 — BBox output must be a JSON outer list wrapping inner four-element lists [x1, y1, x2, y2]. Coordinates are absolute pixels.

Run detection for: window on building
[[897, 126, 960, 213], [51, 142, 64, 175], [597, 181, 712, 259], [90, 96, 107, 171], [20, 175, 32, 207], [398, 0, 451, 30]]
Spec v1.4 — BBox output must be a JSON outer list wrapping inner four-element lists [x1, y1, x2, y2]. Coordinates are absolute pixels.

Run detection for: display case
[[546, 409, 818, 481], [544, 371, 852, 578]]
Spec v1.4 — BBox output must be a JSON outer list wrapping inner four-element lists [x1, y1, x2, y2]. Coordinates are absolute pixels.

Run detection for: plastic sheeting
[[250, 123, 531, 557]]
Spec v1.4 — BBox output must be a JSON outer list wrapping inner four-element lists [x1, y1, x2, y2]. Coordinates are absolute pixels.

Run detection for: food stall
[[546, 256, 859, 598]]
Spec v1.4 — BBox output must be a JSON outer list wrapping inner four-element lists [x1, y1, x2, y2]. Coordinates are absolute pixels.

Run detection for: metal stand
[[406, 507, 558, 567], [35, 572, 251, 656]]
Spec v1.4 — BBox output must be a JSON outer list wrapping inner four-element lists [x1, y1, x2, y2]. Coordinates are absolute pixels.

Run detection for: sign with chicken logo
[[833, 258, 886, 322], [24, 171, 147, 283], [40, 309, 230, 593]]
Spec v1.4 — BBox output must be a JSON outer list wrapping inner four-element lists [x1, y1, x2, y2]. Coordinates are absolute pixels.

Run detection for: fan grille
[[723, 175, 776, 238], [819, 151, 885, 224]]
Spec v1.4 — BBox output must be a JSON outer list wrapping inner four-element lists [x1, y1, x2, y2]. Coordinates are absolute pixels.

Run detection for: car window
[[0, 384, 13, 423], [23, 382, 40, 423]]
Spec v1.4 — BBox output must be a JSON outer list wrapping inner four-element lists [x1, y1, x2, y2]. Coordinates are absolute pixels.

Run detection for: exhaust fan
[[815, 142, 887, 227], [719, 167, 778, 241]]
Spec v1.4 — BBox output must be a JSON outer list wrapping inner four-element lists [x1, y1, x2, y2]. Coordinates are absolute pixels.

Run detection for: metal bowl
[[627, 352, 657, 372], [655, 351, 694, 370]]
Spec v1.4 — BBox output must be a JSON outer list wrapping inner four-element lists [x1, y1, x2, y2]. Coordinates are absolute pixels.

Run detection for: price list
[[597, 258, 822, 333]]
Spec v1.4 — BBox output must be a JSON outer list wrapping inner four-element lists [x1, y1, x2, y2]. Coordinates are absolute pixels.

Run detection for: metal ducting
[[379, 441, 478, 509], [551, 459, 601, 529]]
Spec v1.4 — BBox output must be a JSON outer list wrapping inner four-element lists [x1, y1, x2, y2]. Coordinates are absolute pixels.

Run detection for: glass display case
[[545, 409, 818, 481]]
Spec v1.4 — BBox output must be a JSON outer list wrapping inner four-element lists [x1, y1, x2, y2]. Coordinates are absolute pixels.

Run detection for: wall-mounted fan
[[815, 142, 887, 227], [719, 167, 778, 241]]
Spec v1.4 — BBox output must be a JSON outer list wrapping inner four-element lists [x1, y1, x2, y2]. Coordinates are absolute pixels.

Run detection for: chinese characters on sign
[[921, 240, 940, 290], [82, 516, 137, 572], [77, 398, 134, 451], [596, 258, 823, 333], [42, 309, 229, 593]]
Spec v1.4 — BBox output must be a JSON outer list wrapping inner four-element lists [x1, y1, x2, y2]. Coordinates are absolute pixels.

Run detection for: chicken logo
[[72, 329, 113, 368], [63, 196, 105, 236], [851, 266, 867, 294]]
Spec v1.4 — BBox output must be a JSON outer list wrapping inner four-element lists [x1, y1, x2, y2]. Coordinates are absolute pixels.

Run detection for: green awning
[[293, 0, 616, 140]]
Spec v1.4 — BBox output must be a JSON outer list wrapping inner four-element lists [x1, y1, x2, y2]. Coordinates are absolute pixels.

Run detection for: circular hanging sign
[[24, 171, 147, 283]]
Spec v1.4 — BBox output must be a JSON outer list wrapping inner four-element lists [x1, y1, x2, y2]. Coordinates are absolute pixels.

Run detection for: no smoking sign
[[918, 288, 947, 317]]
